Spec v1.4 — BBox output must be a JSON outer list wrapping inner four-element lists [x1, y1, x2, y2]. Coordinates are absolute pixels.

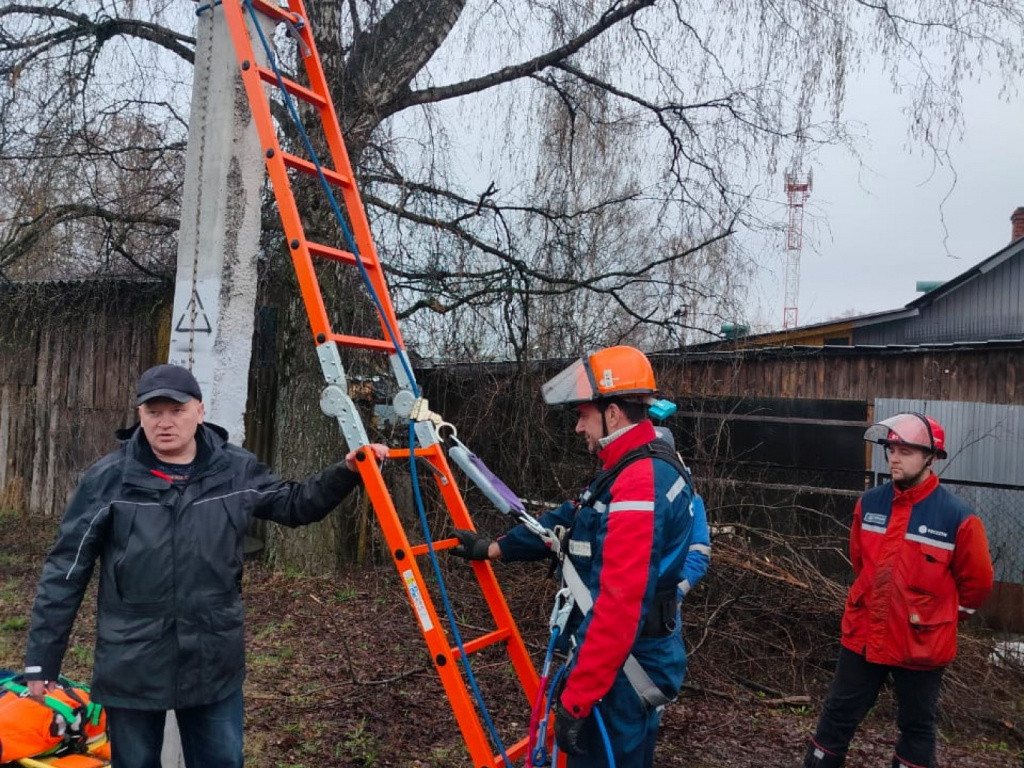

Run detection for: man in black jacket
[[23, 364, 386, 768]]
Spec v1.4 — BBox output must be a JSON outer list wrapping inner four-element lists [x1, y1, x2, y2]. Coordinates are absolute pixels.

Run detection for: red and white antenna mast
[[782, 169, 812, 330]]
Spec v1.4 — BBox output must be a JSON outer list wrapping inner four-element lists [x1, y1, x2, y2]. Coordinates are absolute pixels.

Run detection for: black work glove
[[450, 528, 493, 561], [554, 702, 588, 756]]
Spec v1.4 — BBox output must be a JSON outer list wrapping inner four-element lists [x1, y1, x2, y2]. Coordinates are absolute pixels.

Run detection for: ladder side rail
[[281, 0, 407, 351], [220, 1, 333, 342], [353, 450, 499, 767]]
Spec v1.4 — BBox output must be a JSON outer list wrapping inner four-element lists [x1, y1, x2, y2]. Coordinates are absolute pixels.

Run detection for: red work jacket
[[841, 473, 993, 669]]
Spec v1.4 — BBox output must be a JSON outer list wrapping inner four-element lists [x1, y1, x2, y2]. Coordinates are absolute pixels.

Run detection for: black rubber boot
[[802, 740, 844, 768]]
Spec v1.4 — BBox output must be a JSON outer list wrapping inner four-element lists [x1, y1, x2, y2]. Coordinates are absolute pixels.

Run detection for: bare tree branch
[[390, 0, 656, 113]]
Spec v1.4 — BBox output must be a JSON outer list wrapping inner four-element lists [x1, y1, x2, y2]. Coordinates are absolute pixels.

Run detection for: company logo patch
[[922, 526, 949, 538], [569, 540, 592, 558], [863, 513, 887, 526]]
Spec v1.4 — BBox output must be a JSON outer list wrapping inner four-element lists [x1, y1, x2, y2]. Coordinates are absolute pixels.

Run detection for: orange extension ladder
[[218, 1, 547, 764]]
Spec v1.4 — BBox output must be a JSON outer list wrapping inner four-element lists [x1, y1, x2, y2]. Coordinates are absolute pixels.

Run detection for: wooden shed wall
[[658, 346, 1024, 406], [0, 283, 172, 515]]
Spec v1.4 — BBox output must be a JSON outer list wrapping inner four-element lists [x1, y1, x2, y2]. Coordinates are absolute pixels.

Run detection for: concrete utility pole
[[163, 4, 270, 764], [169, 2, 271, 444]]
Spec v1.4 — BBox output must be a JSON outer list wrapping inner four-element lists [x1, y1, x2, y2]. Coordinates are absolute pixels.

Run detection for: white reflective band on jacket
[[559, 552, 673, 708]]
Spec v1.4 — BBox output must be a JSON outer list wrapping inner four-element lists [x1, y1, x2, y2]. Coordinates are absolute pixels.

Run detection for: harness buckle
[[552, 524, 568, 561]]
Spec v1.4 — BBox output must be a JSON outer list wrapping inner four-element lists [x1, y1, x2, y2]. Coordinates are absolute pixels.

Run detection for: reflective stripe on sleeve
[[607, 500, 655, 513], [665, 476, 687, 502]]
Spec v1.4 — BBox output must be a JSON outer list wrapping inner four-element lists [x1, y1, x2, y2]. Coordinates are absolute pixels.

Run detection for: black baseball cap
[[136, 364, 203, 405]]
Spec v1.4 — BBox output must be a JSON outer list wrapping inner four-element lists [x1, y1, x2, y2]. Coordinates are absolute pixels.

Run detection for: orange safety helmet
[[863, 412, 947, 459], [541, 345, 659, 407]]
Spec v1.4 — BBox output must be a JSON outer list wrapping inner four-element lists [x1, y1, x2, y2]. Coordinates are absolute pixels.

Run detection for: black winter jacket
[[24, 422, 361, 709]]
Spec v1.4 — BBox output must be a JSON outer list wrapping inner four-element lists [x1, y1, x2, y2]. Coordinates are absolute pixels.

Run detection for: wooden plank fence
[[6, 279, 1024, 522], [656, 344, 1024, 406], [0, 281, 171, 515]]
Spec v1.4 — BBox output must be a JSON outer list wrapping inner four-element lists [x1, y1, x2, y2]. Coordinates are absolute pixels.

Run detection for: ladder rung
[[307, 240, 376, 268], [328, 333, 396, 352], [246, 0, 302, 25], [255, 65, 327, 109], [452, 627, 513, 659], [281, 152, 353, 188], [410, 538, 459, 558], [388, 447, 441, 459]]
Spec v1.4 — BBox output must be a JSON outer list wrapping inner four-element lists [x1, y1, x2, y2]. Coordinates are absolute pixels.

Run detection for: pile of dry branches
[[680, 527, 1024, 745]]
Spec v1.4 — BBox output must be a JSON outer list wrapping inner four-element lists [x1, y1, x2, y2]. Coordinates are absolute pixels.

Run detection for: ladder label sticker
[[402, 569, 433, 632]]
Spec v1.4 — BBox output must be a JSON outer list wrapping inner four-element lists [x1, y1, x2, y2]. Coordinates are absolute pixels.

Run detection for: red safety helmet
[[541, 346, 659, 407], [863, 412, 947, 459]]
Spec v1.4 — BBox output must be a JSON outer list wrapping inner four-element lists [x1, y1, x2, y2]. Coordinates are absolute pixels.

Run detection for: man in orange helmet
[[802, 412, 993, 768], [452, 346, 697, 768]]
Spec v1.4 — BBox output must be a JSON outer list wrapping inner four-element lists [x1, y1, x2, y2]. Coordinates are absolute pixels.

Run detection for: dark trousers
[[566, 672, 662, 768], [804, 647, 944, 768], [105, 689, 244, 768]]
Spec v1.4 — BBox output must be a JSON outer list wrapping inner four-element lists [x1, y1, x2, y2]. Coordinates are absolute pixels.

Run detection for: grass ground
[[0, 510, 1019, 767]]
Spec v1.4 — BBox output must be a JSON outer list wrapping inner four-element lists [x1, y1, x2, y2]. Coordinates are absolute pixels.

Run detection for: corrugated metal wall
[[872, 398, 1024, 585], [856, 243, 1024, 345], [871, 398, 1024, 484]]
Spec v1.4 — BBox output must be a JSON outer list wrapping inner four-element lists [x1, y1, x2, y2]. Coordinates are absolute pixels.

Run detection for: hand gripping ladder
[[217, 0, 542, 764]]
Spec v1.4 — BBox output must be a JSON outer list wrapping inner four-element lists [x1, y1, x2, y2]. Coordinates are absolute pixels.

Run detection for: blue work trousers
[[566, 672, 662, 768], [105, 688, 244, 768]]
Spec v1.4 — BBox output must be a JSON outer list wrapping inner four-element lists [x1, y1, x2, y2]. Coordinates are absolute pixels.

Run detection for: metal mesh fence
[[874, 474, 1024, 586]]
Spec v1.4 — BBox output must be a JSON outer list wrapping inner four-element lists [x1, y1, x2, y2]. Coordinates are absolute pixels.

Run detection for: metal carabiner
[[549, 586, 575, 635]]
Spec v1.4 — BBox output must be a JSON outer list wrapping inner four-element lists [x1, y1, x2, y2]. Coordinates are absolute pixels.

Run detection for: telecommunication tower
[[782, 170, 812, 329]]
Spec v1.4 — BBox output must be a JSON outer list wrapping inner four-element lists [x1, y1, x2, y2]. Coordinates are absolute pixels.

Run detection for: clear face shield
[[541, 358, 598, 407], [863, 413, 936, 453]]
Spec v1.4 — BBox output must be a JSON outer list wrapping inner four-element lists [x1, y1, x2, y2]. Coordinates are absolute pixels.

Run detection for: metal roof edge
[[907, 237, 1024, 308]]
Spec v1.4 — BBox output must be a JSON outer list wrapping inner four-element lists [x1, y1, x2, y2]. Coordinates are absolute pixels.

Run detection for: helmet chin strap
[[597, 399, 612, 438]]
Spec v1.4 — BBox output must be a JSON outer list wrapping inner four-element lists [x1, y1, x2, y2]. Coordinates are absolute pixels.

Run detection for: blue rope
[[406, 421, 513, 766], [531, 655, 566, 767], [543, 663, 616, 766], [593, 706, 616, 768], [195, 0, 222, 16], [240, 3, 511, 761]]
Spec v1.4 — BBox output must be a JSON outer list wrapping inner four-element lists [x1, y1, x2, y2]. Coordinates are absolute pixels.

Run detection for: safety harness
[[557, 441, 695, 709]]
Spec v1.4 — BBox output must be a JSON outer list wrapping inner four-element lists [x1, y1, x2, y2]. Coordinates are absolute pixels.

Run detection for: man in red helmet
[[802, 412, 993, 768]]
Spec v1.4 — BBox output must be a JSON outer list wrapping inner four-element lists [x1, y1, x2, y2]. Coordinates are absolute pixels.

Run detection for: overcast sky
[[750, 65, 1024, 330]]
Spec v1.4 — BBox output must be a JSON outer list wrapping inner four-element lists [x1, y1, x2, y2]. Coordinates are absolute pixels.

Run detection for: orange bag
[[0, 673, 106, 762]]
